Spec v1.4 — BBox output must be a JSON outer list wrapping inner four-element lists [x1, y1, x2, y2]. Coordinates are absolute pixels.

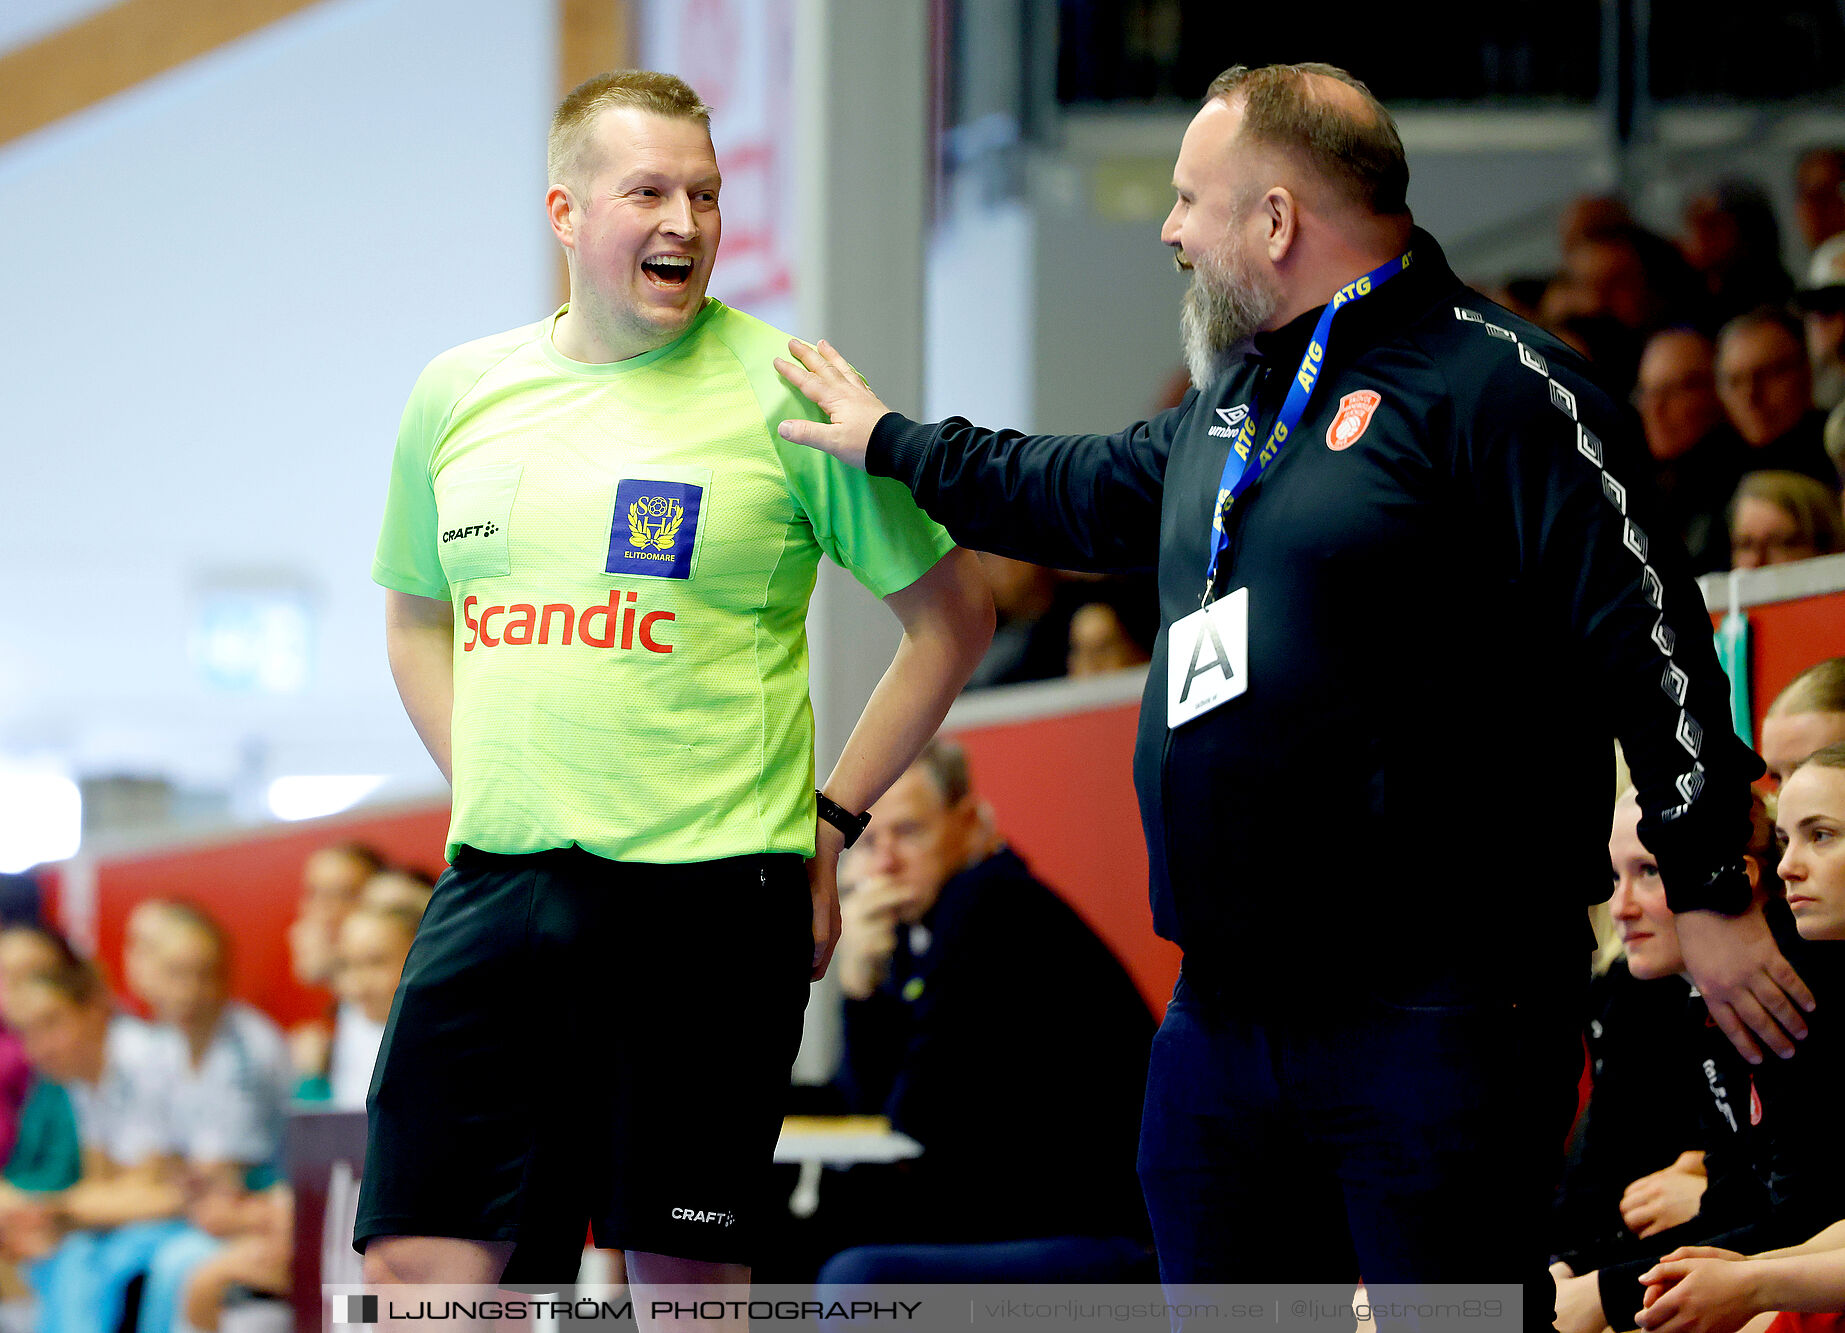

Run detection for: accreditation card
[[1167, 586, 1247, 728]]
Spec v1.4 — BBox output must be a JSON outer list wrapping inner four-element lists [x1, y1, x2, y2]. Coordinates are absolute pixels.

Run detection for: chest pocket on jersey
[[606, 466, 713, 580], [435, 463, 522, 583]]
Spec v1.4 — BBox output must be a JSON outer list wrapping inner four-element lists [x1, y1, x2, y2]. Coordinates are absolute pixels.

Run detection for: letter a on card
[[1168, 587, 1248, 727]]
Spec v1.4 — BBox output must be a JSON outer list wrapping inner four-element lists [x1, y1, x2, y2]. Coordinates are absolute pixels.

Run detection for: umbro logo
[[1207, 404, 1249, 439]]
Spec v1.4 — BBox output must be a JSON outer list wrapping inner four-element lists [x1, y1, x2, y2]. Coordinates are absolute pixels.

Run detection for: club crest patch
[[607, 479, 703, 579], [1326, 390, 1381, 451]]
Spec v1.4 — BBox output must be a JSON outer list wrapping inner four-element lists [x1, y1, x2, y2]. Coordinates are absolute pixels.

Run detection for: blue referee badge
[[608, 478, 703, 579]]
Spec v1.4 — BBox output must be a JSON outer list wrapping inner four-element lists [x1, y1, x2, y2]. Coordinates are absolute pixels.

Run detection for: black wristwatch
[[1665, 858, 1753, 916], [815, 791, 871, 848]]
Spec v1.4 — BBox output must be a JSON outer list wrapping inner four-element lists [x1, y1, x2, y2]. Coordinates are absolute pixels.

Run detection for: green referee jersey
[[373, 299, 955, 864]]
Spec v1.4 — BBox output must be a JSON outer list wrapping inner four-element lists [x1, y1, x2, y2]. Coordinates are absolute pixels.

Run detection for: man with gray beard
[[775, 63, 1810, 1328]]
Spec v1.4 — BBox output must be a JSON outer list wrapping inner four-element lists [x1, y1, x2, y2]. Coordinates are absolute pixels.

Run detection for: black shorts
[[352, 845, 812, 1279]]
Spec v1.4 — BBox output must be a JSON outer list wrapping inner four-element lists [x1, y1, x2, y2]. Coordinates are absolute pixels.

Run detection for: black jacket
[[1593, 927, 1845, 1323], [870, 231, 1759, 1006], [835, 848, 1153, 1242], [1552, 967, 1717, 1273]]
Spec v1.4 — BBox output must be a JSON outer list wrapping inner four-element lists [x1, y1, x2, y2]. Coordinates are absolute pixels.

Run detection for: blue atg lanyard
[[1202, 250, 1413, 603]]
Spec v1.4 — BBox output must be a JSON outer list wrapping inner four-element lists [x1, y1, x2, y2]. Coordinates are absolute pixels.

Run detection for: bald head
[[1203, 63, 1409, 220]]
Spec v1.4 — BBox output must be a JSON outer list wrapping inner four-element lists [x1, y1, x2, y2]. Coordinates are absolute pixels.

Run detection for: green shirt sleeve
[[776, 436, 956, 597], [372, 357, 460, 600], [716, 311, 955, 597]]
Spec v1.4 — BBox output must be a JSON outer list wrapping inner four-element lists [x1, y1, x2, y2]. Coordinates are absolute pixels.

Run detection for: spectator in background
[[174, 1184, 291, 1333], [285, 843, 382, 1090], [286, 843, 382, 992], [0, 944, 37, 1180], [1716, 308, 1842, 485], [1794, 146, 1845, 254], [1545, 224, 1703, 396], [0, 878, 43, 935], [0, 928, 81, 1199], [1797, 234, 1845, 412], [1484, 275, 1549, 325], [1760, 659, 1845, 788], [1559, 193, 1635, 253], [1729, 470, 1845, 570], [1634, 745, 1845, 1332], [1066, 583, 1157, 677], [1561, 223, 1704, 334], [122, 900, 186, 1022], [1681, 181, 1794, 326], [1553, 790, 1778, 1286], [1554, 781, 1845, 1333], [130, 907, 293, 1333], [142, 906, 291, 1184], [965, 554, 1070, 689], [0, 959, 181, 1333], [359, 867, 434, 920], [1828, 398, 1845, 481], [298, 905, 419, 1109], [1634, 328, 1748, 572], [815, 740, 1153, 1283]]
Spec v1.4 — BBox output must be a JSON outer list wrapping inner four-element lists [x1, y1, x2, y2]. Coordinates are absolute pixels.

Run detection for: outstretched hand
[[1677, 904, 1814, 1064], [774, 339, 889, 471]]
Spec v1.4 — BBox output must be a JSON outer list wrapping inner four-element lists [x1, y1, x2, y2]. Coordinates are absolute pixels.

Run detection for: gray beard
[[1181, 255, 1279, 389]]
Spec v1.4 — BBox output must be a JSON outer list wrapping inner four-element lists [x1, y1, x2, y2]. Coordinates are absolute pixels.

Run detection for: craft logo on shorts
[[1326, 389, 1382, 451], [672, 1206, 736, 1227], [608, 479, 702, 578], [330, 1293, 379, 1324]]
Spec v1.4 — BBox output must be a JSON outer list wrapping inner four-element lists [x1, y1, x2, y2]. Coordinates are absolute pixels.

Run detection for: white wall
[[1, 0, 555, 807]]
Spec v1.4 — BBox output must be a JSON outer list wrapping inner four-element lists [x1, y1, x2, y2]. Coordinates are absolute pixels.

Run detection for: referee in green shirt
[[357, 70, 992, 1297]]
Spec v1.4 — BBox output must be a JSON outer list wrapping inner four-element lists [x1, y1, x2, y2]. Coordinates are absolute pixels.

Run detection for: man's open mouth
[[642, 255, 695, 288]]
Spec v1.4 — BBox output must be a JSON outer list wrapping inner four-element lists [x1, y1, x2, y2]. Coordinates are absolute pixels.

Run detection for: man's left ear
[[547, 184, 577, 249], [1264, 187, 1298, 264]]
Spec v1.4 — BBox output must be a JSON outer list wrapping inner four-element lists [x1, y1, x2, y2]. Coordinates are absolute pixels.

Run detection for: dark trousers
[[1137, 974, 1582, 1331]]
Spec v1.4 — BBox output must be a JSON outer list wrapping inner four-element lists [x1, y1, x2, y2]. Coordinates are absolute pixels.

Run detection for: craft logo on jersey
[[607, 479, 702, 579], [1207, 404, 1249, 439], [1326, 389, 1381, 451]]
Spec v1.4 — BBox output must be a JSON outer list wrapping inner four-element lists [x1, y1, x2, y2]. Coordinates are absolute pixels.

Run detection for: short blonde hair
[[1731, 470, 1845, 557], [1769, 657, 1845, 717], [548, 70, 711, 189]]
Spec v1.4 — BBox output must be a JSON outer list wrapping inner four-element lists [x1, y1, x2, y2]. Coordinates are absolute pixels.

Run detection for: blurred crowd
[[0, 846, 429, 1333], [963, 556, 1157, 690], [1488, 149, 1845, 575], [982, 152, 1845, 686]]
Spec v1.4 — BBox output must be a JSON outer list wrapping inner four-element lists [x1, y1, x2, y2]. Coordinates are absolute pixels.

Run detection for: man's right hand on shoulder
[[1677, 903, 1814, 1064], [774, 339, 888, 471]]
